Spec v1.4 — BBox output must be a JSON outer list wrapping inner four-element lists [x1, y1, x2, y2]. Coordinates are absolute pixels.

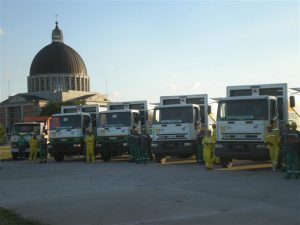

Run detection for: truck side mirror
[[290, 96, 295, 108], [208, 106, 211, 114]]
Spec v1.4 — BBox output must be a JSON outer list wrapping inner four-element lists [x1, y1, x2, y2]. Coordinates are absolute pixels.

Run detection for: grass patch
[[0, 207, 46, 225], [0, 146, 11, 160]]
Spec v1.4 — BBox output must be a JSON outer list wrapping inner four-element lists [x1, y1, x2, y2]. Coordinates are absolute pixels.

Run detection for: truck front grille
[[221, 133, 260, 141]]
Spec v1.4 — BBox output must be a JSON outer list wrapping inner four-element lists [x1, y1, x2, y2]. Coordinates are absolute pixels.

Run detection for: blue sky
[[1, 0, 299, 103]]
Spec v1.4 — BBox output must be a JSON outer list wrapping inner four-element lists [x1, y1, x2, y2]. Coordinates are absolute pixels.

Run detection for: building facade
[[0, 21, 107, 132]]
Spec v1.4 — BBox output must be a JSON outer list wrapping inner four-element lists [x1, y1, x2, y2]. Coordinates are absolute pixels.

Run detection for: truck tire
[[220, 158, 233, 168], [54, 154, 64, 162], [155, 154, 163, 163], [101, 154, 111, 162], [12, 153, 18, 160]]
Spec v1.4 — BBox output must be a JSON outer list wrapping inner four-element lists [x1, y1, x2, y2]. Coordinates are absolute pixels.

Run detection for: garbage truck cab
[[48, 112, 92, 162], [96, 101, 154, 161], [215, 83, 300, 168]]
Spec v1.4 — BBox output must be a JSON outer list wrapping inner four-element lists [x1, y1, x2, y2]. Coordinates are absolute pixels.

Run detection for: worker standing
[[29, 135, 39, 162], [202, 130, 215, 170], [283, 122, 300, 179], [85, 130, 95, 163], [39, 135, 47, 163], [280, 123, 291, 172], [264, 126, 280, 171], [128, 128, 136, 162], [195, 131, 205, 164], [17, 135, 26, 160]]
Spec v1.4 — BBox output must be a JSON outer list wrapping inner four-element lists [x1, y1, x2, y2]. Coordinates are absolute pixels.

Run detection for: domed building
[[0, 21, 107, 131], [28, 22, 90, 93]]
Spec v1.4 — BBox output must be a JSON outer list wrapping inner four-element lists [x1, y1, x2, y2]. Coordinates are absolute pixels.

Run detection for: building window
[[52, 77, 56, 91], [71, 77, 75, 90], [35, 78, 39, 92], [76, 77, 80, 91], [40, 78, 44, 91], [64, 77, 69, 90], [46, 77, 50, 91]]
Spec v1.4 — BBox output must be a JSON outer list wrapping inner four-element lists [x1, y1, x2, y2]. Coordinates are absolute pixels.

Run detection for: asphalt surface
[[0, 157, 299, 225]]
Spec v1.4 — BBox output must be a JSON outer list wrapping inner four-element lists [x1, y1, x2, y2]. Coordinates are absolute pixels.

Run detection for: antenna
[[8, 80, 10, 97]]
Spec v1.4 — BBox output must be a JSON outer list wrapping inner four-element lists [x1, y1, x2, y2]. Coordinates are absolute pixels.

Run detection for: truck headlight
[[256, 144, 266, 149], [73, 144, 81, 148], [123, 143, 128, 147], [214, 144, 223, 149], [96, 143, 101, 148], [151, 143, 158, 147], [184, 143, 191, 147]]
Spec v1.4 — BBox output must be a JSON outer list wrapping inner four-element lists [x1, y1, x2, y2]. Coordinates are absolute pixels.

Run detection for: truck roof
[[155, 103, 200, 109], [219, 95, 277, 101], [13, 122, 42, 125], [52, 112, 91, 117], [100, 109, 139, 113]]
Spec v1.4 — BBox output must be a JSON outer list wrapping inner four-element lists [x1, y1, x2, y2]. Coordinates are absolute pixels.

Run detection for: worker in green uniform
[[283, 122, 300, 179], [280, 123, 291, 172], [85, 130, 95, 163], [202, 130, 215, 170], [196, 131, 205, 164], [29, 135, 39, 162], [128, 128, 136, 162], [39, 135, 47, 163], [264, 126, 280, 171], [17, 135, 26, 160]]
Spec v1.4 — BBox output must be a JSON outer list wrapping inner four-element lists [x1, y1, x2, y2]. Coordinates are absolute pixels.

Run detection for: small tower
[[52, 21, 63, 43]]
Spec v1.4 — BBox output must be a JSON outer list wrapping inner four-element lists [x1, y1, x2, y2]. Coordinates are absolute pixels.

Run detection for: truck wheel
[[12, 153, 18, 160], [101, 154, 111, 162], [155, 154, 163, 163], [54, 154, 64, 162], [220, 158, 233, 168]]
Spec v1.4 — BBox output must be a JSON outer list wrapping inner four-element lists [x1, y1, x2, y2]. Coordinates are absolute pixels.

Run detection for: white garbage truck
[[151, 94, 216, 162], [214, 83, 300, 168], [48, 104, 105, 162], [10, 122, 45, 159], [96, 101, 154, 161]]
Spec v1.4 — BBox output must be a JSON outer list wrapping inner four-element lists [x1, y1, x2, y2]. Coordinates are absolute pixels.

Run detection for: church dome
[[29, 22, 87, 76], [29, 42, 87, 76], [27, 21, 90, 93]]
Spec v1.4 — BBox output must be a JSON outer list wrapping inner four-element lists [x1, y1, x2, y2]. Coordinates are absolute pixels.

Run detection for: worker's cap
[[291, 122, 297, 128]]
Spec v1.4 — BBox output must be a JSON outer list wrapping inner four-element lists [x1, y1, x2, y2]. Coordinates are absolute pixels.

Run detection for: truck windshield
[[99, 112, 131, 127], [50, 115, 81, 130], [12, 124, 40, 135], [217, 99, 268, 121], [153, 107, 193, 124]]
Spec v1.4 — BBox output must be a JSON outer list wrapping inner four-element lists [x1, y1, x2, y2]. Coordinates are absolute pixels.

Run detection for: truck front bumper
[[98, 142, 129, 155], [48, 142, 83, 156], [214, 141, 269, 160], [151, 141, 196, 156]]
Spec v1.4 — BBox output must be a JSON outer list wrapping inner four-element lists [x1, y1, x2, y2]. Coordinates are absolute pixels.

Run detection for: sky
[[1, 0, 299, 103]]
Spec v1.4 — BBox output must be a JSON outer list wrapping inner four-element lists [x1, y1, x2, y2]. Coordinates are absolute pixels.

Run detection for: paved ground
[[0, 157, 299, 225]]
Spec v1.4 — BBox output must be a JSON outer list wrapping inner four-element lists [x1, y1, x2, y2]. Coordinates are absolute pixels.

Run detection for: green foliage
[[0, 123, 5, 144], [39, 100, 86, 116], [0, 207, 46, 225]]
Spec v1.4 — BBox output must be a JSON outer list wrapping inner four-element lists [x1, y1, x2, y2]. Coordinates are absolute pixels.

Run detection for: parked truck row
[[10, 83, 300, 167]]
